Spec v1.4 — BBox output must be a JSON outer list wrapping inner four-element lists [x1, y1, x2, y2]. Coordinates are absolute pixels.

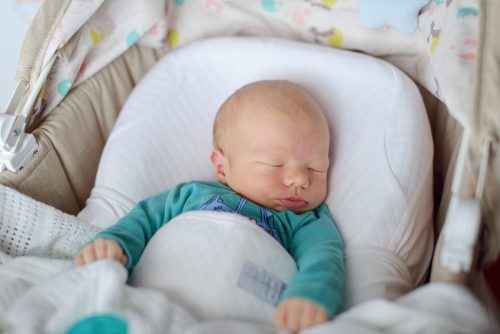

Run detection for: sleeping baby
[[75, 80, 345, 332]]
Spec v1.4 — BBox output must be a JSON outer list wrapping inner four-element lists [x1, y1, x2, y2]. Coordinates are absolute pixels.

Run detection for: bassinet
[[0, 0, 499, 332]]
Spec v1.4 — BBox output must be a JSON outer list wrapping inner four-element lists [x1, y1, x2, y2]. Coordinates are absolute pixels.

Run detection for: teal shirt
[[95, 181, 345, 317]]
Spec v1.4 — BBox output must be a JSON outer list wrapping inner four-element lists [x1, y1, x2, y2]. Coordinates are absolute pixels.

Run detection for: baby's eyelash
[[265, 163, 283, 167], [259, 162, 326, 172], [308, 167, 328, 173]]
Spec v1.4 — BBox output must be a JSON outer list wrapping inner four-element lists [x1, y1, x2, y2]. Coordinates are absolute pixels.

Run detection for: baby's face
[[213, 103, 330, 213]]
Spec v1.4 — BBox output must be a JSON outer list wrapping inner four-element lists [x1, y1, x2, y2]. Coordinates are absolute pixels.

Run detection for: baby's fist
[[75, 238, 127, 266], [274, 298, 328, 332]]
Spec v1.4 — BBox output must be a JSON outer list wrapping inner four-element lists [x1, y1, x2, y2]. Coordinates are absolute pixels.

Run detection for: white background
[[0, 0, 42, 112]]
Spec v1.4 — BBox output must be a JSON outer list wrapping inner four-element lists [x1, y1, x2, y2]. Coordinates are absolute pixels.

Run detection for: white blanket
[[1, 184, 498, 334], [2, 259, 496, 334], [2, 260, 197, 334]]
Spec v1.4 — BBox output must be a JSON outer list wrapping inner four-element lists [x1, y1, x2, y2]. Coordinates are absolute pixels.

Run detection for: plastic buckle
[[441, 197, 481, 273], [0, 113, 38, 172], [0, 130, 38, 172], [0, 81, 39, 172], [439, 134, 492, 273]]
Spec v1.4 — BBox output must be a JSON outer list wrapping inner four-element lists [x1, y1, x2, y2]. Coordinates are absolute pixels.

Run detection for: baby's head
[[211, 80, 330, 213]]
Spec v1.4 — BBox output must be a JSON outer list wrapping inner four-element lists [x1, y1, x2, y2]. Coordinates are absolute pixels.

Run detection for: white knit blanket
[[0, 185, 203, 334], [1, 185, 497, 334], [0, 183, 99, 317]]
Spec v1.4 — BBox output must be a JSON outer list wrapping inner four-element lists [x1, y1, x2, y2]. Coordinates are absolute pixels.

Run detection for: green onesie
[[95, 181, 344, 317]]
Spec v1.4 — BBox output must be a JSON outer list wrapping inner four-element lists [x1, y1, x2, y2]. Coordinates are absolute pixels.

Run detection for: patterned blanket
[[27, 0, 479, 129]]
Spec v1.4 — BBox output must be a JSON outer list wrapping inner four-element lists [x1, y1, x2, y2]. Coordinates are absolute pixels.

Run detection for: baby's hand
[[75, 238, 127, 266], [274, 298, 328, 332]]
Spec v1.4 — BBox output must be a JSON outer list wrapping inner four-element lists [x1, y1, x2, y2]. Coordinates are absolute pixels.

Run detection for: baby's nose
[[284, 167, 310, 188]]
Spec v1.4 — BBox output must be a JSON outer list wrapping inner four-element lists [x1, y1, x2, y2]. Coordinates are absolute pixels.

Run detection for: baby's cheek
[[256, 169, 283, 186], [312, 178, 328, 202]]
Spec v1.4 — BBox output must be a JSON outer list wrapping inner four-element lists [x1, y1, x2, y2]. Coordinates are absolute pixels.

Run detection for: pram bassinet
[[0, 0, 499, 332]]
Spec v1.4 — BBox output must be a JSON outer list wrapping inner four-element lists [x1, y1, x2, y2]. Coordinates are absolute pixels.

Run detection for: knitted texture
[[0, 184, 100, 262]]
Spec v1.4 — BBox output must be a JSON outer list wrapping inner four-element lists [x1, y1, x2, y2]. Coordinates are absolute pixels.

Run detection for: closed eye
[[308, 167, 328, 173], [260, 162, 283, 168]]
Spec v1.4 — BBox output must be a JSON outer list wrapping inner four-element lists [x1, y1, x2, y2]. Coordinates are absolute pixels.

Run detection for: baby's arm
[[75, 238, 127, 266], [274, 298, 328, 332], [74, 183, 192, 270], [277, 205, 344, 331]]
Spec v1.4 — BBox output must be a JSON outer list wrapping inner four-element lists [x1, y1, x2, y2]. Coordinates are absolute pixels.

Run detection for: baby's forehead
[[214, 80, 328, 150], [234, 81, 314, 106], [234, 86, 322, 121]]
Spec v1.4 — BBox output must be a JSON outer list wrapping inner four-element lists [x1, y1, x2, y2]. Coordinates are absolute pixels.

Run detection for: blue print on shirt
[[200, 194, 282, 244]]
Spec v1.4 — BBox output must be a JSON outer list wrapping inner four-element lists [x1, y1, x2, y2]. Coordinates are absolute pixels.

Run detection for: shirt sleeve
[[281, 205, 345, 318], [94, 182, 191, 272]]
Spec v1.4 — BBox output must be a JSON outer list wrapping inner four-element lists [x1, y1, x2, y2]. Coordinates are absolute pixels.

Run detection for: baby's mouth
[[278, 197, 308, 210]]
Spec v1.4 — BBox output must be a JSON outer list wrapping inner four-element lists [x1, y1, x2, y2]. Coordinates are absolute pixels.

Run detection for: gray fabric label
[[237, 260, 286, 306]]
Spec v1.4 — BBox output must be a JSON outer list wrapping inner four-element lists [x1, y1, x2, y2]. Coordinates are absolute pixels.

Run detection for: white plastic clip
[[440, 134, 492, 273], [0, 117, 38, 172], [0, 56, 56, 172], [0, 82, 38, 172], [441, 196, 481, 273]]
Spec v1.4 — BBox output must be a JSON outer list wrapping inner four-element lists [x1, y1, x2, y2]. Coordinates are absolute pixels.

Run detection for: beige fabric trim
[[14, 0, 71, 118], [473, 0, 500, 266], [0, 45, 161, 214], [418, 85, 463, 236], [418, 85, 466, 284], [16, 0, 70, 83]]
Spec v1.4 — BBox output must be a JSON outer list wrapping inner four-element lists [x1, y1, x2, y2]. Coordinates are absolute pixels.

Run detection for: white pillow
[[78, 37, 433, 313], [129, 211, 297, 324]]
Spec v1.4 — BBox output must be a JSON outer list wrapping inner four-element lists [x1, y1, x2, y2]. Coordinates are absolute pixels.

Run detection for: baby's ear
[[210, 149, 227, 184]]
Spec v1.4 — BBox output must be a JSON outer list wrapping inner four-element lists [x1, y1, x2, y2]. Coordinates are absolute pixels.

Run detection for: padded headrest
[[78, 37, 434, 309]]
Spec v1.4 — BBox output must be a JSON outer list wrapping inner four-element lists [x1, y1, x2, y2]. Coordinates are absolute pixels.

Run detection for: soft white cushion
[[129, 211, 297, 324], [78, 37, 433, 314]]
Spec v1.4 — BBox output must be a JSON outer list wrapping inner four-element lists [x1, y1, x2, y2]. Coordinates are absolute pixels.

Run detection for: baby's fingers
[[299, 303, 328, 330], [119, 253, 128, 265], [75, 239, 125, 266], [94, 239, 110, 259], [94, 239, 125, 263], [274, 298, 329, 332], [273, 302, 287, 329], [313, 308, 328, 324], [274, 299, 301, 332], [75, 243, 97, 266]]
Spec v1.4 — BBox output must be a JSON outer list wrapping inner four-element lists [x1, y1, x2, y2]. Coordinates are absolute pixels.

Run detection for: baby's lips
[[278, 197, 308, 210]]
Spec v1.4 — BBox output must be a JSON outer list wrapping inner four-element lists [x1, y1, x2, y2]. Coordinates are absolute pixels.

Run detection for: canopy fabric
[[18, 0, 478, 128]]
